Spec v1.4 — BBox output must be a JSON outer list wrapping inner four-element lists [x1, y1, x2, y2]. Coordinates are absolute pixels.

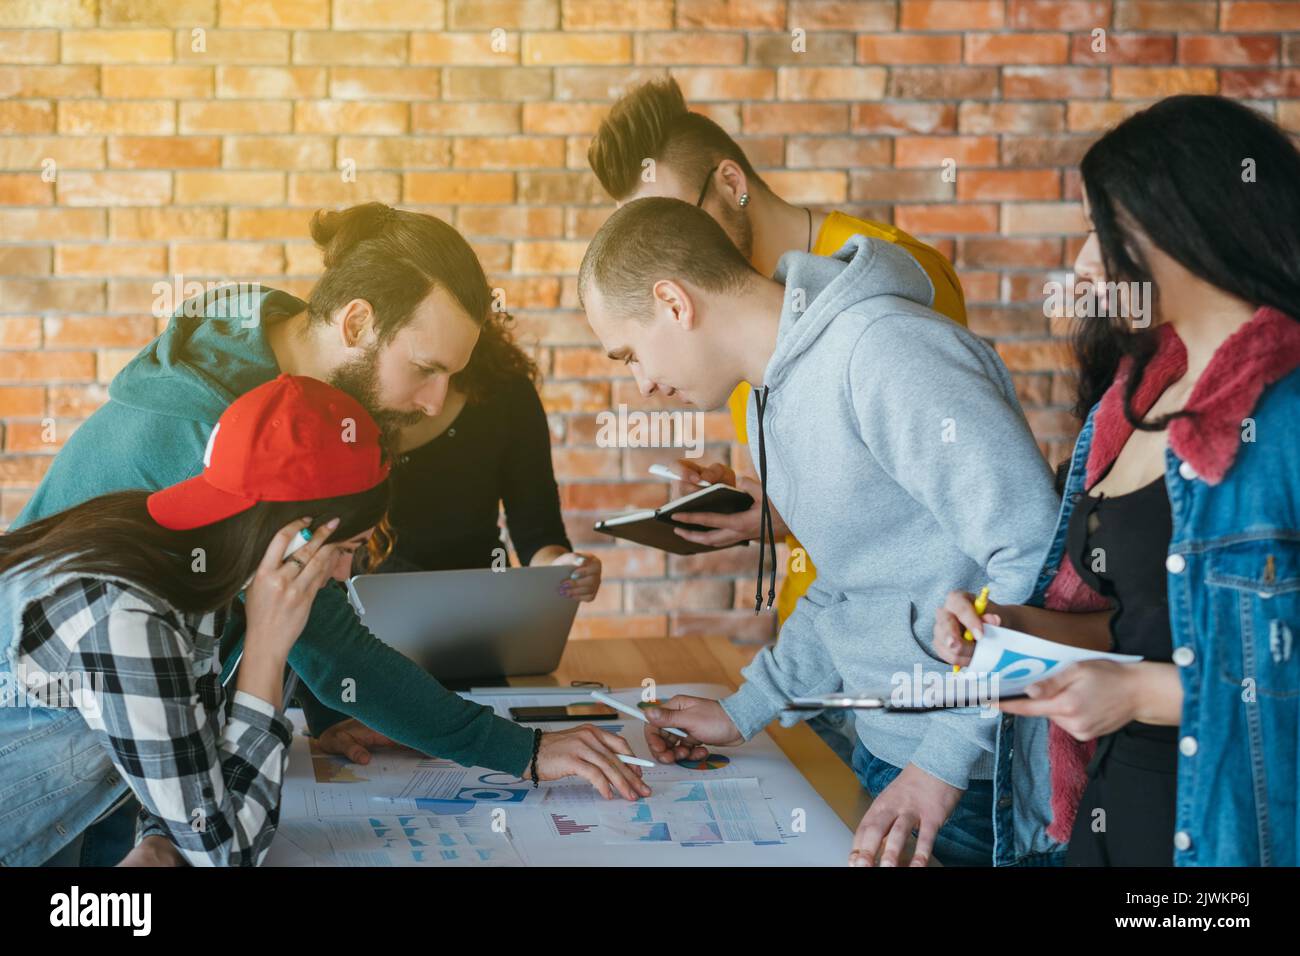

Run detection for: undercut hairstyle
[[587, 75, 766, 201], [578, 197, 757, 320]]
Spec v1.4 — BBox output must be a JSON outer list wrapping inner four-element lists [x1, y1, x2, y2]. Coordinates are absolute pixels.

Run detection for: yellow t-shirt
[[729, 211, 968, 624]]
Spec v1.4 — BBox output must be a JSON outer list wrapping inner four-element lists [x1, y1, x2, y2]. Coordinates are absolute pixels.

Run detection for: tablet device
[[593, 483, 754, 555]]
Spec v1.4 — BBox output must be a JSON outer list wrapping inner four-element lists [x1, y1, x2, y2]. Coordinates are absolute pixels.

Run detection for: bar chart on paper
[[266, 683, 852, 866]]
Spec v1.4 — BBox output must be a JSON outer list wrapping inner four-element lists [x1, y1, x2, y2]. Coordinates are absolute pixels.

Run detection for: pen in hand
[[953, 585, 990, 673], [648, 464, 710, 488]]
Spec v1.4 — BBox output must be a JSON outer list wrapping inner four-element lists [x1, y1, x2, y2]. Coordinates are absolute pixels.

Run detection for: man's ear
[[716, 159, 748, 207], [651, 279, 696, 331], [337, 298, 375, 349]]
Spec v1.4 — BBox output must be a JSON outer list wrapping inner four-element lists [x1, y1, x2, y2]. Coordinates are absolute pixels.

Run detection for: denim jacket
[[994, 308, 1300, 867]]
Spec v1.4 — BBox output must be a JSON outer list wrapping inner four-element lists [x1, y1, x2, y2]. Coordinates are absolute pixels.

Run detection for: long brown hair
[[452, 307, 539, 404], [1, 484, 391, 615]]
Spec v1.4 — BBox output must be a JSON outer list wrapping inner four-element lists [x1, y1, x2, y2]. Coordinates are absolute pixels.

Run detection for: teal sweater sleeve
[[287, 584, 535, 775]]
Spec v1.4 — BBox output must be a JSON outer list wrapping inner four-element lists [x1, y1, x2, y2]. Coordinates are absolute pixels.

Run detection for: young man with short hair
[[578, 197, 1059, 866], [588, 77, 968, 627]]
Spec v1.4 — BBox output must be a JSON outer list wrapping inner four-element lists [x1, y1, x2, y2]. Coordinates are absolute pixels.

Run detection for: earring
[[739, 193, 750, 207]]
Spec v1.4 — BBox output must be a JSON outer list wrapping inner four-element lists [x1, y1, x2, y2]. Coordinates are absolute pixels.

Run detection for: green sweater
[[15, 284, 534, 775]]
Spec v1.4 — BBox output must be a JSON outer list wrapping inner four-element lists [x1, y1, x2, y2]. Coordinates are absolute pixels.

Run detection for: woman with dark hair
[[933, 95, 1300, 866], [367, 309, 603, 602], [0, 375, 393, 866]]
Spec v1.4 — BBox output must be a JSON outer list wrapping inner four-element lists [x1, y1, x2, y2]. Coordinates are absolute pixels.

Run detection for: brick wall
[[2, 1, 1299, 641]]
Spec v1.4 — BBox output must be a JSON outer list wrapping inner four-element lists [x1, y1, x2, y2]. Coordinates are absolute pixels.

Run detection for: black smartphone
[[509, 703, 620, 722]]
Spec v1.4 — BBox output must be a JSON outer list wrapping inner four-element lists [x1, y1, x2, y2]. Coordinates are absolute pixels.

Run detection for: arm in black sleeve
[[499, 375, 572, 566]]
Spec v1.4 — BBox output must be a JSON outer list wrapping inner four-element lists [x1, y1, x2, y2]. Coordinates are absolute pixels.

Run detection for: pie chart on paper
[[676, 754, 731, 771]]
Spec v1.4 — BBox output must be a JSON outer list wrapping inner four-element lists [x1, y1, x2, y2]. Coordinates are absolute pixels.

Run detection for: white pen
[[648, 463, 710, 487], [590, 690, 690, 739], [616, 754, 656, 768]]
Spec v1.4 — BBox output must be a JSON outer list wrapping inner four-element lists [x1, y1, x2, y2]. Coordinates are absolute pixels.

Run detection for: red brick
[[1114, 2, 1218, 31], [1009, 1, 1113, 29], [1221, 2, 1300, 30], [894, 204, 1000, 234], [895, 136, 999, 168], [852, 102, 957, 135], [857, 35, 962, 65], [900, 1, 1005, 30], [1219, 69, 1300, 99], [1070, 34, 1176, 64], [1178, 34, 1280, 65], [957, 170, 1061, 201], [1003, 67, 1108, 99], [965, 33, 1070, 65]]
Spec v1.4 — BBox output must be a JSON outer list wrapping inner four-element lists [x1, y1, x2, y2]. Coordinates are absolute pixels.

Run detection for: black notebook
[[593, 484, 755, 555]]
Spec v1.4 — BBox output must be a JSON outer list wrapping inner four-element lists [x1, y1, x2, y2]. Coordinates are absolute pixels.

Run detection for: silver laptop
[[345, 566, 579, 686]]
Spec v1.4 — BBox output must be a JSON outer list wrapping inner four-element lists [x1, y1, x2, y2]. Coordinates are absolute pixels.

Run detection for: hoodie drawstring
[[753, 385, 778, 613]]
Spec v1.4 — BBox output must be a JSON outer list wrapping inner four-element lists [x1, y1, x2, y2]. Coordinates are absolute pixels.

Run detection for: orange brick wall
[[2, 1, 1299, 641]]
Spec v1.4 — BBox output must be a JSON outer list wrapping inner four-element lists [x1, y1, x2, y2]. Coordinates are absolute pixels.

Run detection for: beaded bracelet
[[529, 728, 543, 788]]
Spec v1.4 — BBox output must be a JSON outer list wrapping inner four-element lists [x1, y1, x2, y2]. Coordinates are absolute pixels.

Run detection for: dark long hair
[[0, 483, 391, 615], [1073, 95, 1300, 426], [452, 307, 539, 404]]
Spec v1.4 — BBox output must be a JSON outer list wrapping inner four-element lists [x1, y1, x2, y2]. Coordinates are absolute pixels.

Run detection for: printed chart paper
[[267, 683, 852, 866], [964, 624, 1143, 696]]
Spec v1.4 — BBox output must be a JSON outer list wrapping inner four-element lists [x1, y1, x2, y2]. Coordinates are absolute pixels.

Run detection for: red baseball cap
[[147, 374, 391, 531]]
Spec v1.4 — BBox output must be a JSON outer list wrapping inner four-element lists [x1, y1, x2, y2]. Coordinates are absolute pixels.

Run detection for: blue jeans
[[850, 739, 995, 867], [806, 708, 856, 768]]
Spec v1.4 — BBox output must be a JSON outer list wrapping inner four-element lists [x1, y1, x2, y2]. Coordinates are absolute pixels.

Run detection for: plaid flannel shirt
[[17, 576, 292, 867]]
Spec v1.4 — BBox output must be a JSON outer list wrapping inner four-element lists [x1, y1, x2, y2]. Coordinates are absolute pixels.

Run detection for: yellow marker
[[953, 586, 990, 673]]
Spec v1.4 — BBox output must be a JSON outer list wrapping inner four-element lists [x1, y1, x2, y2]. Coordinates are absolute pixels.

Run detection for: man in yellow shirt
[[588, 77, 968, 625]]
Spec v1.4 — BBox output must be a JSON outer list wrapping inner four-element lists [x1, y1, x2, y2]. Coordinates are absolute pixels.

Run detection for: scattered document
[[276, 813, 522, 867], [267, 684, 854, 866], [596, 778, 783, 846], [964, 623, 1142, 696]]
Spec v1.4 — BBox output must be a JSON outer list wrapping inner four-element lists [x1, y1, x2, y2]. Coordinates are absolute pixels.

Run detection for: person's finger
[[258, 517, 313, 577], [910, 818, 938, 868], [677, 458, 729, 484], [593, 727, 634, 757], [578, 742, 639, 801], [1024, 668, 1076, 699], [291, 520, 340, 590], [346, 737, 372, 764], [355, 728, 398, 747], [673, 527, 746, 546], [949, 597, 988, 641], [286, 517, 339, 574], [878, 816, 914, 867], [851, 810, 890, 867], [585, 729, 651, 796], [570, 758, 614, 800], [996, 696, 1063, 717], [671, 510, 751, 531]]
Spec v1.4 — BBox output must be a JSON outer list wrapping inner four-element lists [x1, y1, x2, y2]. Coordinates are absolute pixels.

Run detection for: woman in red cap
[[0, 373, 648, 867], [0, 375, 390, 867]]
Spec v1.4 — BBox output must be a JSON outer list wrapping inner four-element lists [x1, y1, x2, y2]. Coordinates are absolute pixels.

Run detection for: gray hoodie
[[720, 236, 1060, 789]]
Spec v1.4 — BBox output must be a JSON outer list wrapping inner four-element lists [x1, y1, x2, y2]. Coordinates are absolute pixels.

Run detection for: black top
[[381, 373, 571, 572], [1066, 474, 1177, 751]]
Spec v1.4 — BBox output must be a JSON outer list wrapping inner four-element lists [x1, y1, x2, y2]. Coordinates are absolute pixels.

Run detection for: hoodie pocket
[[810, 588, 923, 696]]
